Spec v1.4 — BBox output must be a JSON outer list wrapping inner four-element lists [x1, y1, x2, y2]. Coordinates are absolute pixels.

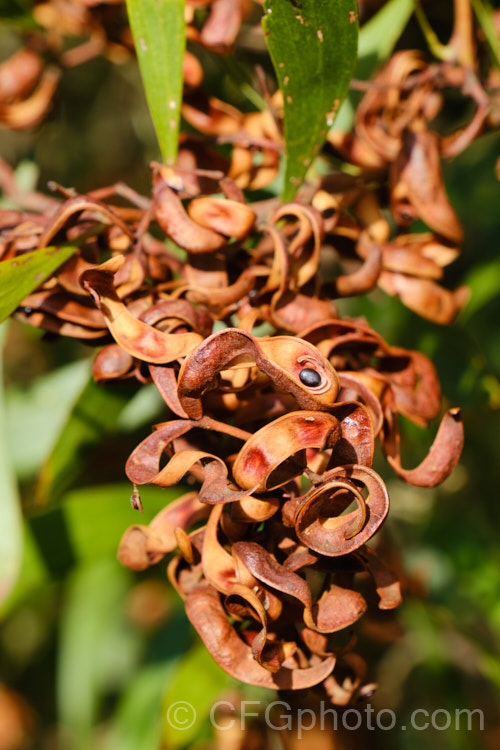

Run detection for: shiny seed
[[299, 368, 322, 387]]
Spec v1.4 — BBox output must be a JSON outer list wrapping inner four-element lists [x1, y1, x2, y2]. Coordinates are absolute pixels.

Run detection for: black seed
[[299, 368, 322, 387]]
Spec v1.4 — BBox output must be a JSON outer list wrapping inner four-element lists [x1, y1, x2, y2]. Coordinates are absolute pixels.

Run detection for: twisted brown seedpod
[[294, 466, 390, 556], [118, 492, 210, 571], [0, 49, 60, 129], [81, 258, 204, 363], [185, 584, 336, 690], [177, 328, 341, 418]]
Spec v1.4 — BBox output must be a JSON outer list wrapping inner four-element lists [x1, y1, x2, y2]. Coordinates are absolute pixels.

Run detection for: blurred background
[[1, 1, 500, 749]]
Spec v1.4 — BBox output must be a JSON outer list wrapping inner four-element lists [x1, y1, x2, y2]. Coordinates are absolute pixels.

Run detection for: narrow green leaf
[[5, 362, 164, 481], [471, 0, 500, 68], [262, 0, 358, 200], [126, 0, 185, 164], [35, 377, 139, 505], [108, 606, 195, 750], [117, 382, 165, 433], [0, 324, 23, 606], [0, 245, 77, 323]]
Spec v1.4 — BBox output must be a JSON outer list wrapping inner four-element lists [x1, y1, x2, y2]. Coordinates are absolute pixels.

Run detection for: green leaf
[[4, 483, 179, 612], [0, 324, 23, 606], [471, 0, 500, 68], [5, 359, 90, 480], [162, 641, 233, 748], [108, 657, 181, 750], [117, 382, 165, 433], [459, 257, 500, 322], [57, 559, 141, 744], [126, 0, 185, 164], [5, 360, 164, 482], [107, 609, 194, 750], [262, 0, 358, 201], [0, 245, 77, 324], [35, 377, 139, 505]]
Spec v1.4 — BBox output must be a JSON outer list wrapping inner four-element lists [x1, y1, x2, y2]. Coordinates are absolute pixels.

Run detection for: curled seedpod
[[295, 466, 390, 556]]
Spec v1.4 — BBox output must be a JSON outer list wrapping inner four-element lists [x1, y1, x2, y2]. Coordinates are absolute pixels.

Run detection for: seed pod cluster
[[1, 0, 491, 704], [3, 167, 467, 704]]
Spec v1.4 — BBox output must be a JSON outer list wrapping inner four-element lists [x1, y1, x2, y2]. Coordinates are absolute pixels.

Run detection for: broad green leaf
[[5, 361, 164, 481], [5, 359, 90, 480], [162, 641, 233, 748], [262, 0, 358, 200], [126, 0, 185, 164], [35, 377, 139, 505], [4, 483, 179, 612], [0, 324, 23, 606], [334, 0, 414, 131], [0, 245, 77, 323]]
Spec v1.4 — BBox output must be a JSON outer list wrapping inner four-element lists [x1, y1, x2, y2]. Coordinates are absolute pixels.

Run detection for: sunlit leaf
[[3, 483, 178, 613], [5, 359, 90, 480], [117, 382, 165, 433], [0, 324, 23, 606], [6, 360, 164, 482], [262, 0, 358, 200], [0, 245, 77, 323], [126, 0, 185, 164], [35, 377, 139, 505]]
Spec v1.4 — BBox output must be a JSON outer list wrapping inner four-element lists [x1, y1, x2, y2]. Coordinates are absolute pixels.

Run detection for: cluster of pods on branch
[[2, 0, 493, 705], [0, 153, 466, 702]]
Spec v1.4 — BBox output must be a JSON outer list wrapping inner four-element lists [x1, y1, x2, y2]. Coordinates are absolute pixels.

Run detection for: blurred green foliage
[[1, 1, 500, 749]]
